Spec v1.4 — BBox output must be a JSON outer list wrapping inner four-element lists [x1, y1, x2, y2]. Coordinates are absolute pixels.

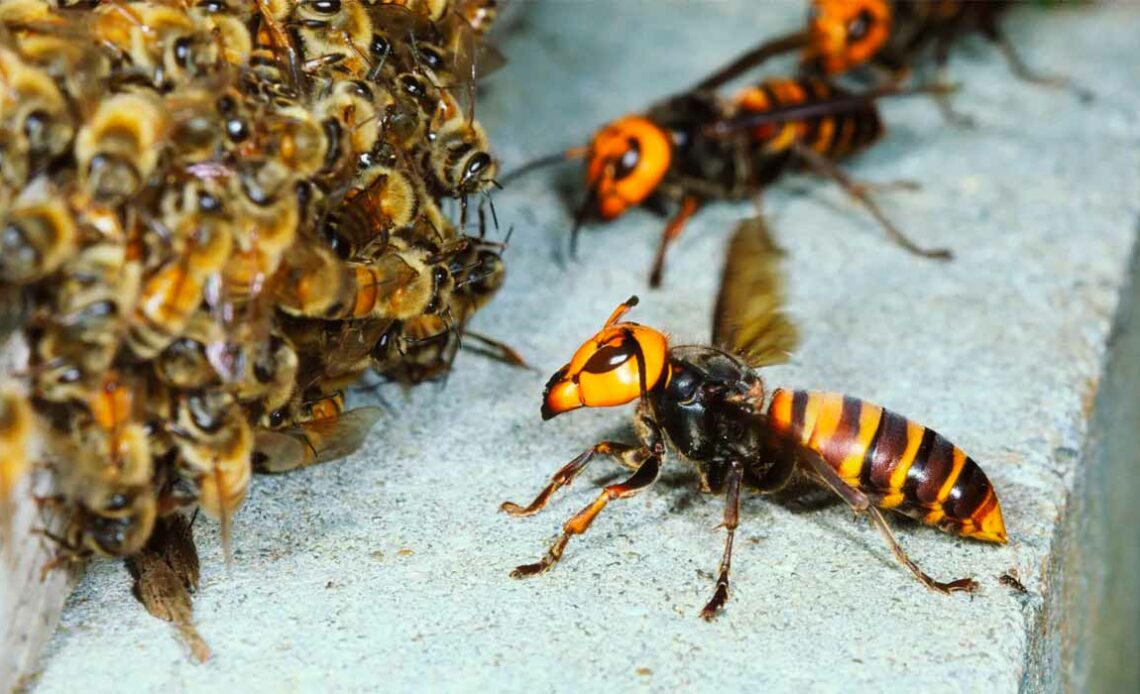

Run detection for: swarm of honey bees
[[0, 0, 510, 641]]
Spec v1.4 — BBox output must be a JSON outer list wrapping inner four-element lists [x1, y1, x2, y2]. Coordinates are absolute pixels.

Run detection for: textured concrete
[[29, 1, 1140, 691]]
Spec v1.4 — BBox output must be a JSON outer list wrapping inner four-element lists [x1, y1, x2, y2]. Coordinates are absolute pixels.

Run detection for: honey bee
[[75, 90, 171, 203], [126, 181, 234, 359], [371, 235, 518, 383], [287, 0, 374, 77], [253, 389, 382, 473], [25, 199, 139, 405], [49, 376, 158, 561], [166, 387, 253, 563], [424, 90, 497, 223], [1, 2, 111, 107], [323, 161, 421, 260], [234, 331, 299, 418], [1, 385, 35, 554], [309, 77, 384, 180], [0, 180, 78, 285], [91, 0, 220, 91], [164, 84, 254, 164], [152, 311, 224, 390], [505, 216, 1005, 619], [276, 233, 453, 323], [0, 44, 75, 188]]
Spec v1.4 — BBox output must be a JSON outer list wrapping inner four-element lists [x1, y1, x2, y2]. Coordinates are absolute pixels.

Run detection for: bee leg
[[501, 442, 645, 517], [700, 461, 743, 621], [800, 451, 978, 594], [510, 453, 661, 578], [461, 330, 531, 370], [789, 142, 954, 261], [648, 196, 700, 288]]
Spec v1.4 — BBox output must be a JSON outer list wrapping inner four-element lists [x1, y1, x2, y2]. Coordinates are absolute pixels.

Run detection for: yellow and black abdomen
[[733, 78, 884, 168], [767, 389, 1007, 544]]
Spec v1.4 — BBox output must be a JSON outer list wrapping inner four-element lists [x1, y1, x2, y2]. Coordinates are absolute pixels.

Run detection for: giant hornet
[[504, 216, 1006, 619], [505, 74, 950, 287], [694, 0, 1089, 123]]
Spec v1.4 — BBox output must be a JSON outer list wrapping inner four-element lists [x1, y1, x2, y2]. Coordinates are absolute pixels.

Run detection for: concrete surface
[[28, 1, 1140, 691]]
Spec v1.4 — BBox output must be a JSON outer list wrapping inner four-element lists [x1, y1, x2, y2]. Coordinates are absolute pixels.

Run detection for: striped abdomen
[[733, 77, 883, 162], [767, 389, 1007, 544]]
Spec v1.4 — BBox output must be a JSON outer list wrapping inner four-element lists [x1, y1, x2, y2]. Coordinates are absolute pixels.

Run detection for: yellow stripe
[[813, 116, 836, 155], [934, 447, 968, 505], [769, 389, 793, 433], [806, 393, 844, 455], [837, 402, 883, 480], [886, 419, 927, 494]]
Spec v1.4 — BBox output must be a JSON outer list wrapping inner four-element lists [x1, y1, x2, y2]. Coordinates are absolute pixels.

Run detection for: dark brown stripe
[[943, 458, 991, 520], [914, 433, 956, 504], [901, 428, 936, 501], [863, 409, 910, 491], [832, 395, 864, 451], [791, 390, 809, 434]]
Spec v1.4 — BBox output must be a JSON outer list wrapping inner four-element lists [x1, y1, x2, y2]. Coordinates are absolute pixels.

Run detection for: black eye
[[432, 266, 448, 286], [420, 47, 444, 71], [105, 493, 130, 511], [311, 0, 341, 14], [226, 117, 249, 142], [198, 192, 221, 213], [174, 37, 193, 67], [583, 342, 634, 374], [848, 10, 873, 41], [464, 152, 491, 182], [613, 139, 641, 181], [400, 75, 428, 99], [23, 110, 48, 143], [370, 35, 390, 60]]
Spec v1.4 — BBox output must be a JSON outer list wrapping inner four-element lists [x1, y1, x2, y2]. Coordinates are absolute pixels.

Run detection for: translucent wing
[[253, 407, 383, 474], [712, 215, 799, 367]]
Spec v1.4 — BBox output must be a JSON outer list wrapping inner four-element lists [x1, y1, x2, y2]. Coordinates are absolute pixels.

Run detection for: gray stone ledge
[[25, 1, 1140, 691]]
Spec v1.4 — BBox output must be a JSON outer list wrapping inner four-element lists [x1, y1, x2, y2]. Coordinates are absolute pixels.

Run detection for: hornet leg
[[700, 460, 743, 621], [648, 196, 701, 288], [510, 453, 661, 578], [501, 442, 647, 517], [800, 450, 978, 595], [790, 141, 954, 261]]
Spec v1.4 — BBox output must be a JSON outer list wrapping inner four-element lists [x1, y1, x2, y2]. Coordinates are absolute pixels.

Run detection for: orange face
[[584, 116, 672, 220], [804, 0, 892, 75], [542, 297, 670, 419]]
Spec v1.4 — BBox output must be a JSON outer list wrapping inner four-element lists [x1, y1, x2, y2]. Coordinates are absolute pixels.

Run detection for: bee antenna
[[486, 191, 500, 231]]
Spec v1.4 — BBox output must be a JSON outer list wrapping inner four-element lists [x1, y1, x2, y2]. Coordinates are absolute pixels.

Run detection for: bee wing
[[252, 429, 311, 474], [301, 406, 384, 464], [712, 215, 799, 367]]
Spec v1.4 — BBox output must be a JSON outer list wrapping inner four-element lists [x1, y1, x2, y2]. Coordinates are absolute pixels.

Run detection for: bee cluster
[[0, 0, 506, 574]]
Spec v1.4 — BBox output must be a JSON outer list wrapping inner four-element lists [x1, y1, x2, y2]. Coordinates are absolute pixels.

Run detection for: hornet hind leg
[[799, 448, 978, 594], [790, 141, 954, 261]]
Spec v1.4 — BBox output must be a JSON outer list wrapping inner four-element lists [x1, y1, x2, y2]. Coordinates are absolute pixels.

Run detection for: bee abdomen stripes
[[767, 389, 1007, 543]]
